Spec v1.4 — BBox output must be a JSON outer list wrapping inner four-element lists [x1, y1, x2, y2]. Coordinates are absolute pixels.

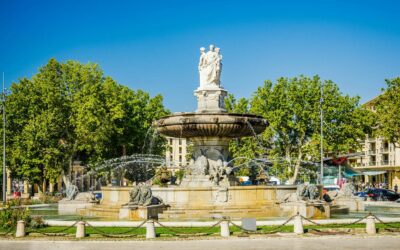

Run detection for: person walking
[[394, 184, 398, 193]]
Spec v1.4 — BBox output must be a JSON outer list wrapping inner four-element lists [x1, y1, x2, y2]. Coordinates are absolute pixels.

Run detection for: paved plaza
[[1, 235, 400, 250]]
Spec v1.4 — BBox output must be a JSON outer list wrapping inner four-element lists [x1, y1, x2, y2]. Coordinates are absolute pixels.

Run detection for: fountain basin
[[93, 185, 297, 220], [153, 112, 268, 138]]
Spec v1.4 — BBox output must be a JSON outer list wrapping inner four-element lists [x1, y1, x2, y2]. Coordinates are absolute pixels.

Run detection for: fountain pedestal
[[280, 201, 331, 219], [119, 204, 168, 220], [194, 86, 227, 113]]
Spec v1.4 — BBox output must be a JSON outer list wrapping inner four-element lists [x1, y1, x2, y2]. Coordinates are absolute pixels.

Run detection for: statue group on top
[[198, 44, 223, 88]]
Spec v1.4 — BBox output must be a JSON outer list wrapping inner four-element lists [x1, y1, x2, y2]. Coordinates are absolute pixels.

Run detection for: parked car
[[323, 185, 340, 192], [355, 188, 400, 201]]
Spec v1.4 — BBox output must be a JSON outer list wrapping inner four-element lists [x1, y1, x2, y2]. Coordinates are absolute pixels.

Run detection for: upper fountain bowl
[[153, 112, 268, 138]]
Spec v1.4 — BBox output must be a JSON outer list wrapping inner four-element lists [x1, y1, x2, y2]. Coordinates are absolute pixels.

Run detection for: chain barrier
[[83, 220, 148, 238], [1, 212, 400, 238], [370, 214, 400, 230], [27, 220, 80, 236], [300, 213, 371, 229], [229, 215, 297, 235], [154, 219, 223, 237]]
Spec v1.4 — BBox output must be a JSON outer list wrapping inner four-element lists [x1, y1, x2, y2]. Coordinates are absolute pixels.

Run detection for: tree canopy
[[3, 59, 169, 188], [227, 75, 374, 183], [376, 77, 400, 146]]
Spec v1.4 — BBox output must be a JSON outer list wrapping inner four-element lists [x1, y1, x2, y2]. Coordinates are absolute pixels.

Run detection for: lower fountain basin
[[153, 112, 268, 138], [92, 185, 297, 220]]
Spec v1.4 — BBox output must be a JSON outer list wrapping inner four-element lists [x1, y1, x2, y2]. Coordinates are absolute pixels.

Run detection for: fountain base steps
[[78, 205, 121, 218], [157, 204, 288, 220], [79, 204, 168, 220]]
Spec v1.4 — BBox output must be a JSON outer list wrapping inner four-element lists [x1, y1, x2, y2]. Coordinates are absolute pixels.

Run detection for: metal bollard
[[220, 220, 230, 237], [146, 220, 156, 239], [76, 221, 86, 238], [293, 214, 304, 234], [15, 220, 25, 237], [366, 215, 376, 235]]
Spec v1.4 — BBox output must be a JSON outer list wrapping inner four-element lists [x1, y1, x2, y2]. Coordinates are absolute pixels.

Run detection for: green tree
[[225, 94, 268, 176], [3, 58, 169, 189], [376, 77, 400, 146], [249, 75, 373, 183]]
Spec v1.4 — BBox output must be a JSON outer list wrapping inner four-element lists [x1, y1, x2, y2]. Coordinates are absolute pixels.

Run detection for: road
[[1, 236, 400, 250]]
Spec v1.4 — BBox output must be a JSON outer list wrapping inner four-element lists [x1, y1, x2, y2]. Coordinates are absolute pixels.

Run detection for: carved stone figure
[[192, 155, 209, 176], [198, 47, 206, 86], [129, 186, 141, 204], [198, 44, 223, 87], [154, 166, 172, 187], [127, 186, 163, 206], [65, 184, 79, 200], [295, 184, 321, 201], [140, 186, 153, 206], [209, 159, 224, 185]]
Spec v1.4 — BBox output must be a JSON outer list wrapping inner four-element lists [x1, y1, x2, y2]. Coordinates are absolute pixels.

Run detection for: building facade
[[348, 97, 400, 189], [165, 137, 189, 172]]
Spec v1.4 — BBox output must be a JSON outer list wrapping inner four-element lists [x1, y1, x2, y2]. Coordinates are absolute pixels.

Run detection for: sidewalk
[[1, 235, 400, 250]]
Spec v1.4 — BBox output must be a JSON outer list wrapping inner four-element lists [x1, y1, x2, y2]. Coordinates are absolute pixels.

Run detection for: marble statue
[[198, 44, 223, 88]]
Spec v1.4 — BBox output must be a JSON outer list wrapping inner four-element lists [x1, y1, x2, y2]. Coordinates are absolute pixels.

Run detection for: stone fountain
[[154, 44, 267, 188], [81, 45, 298, 220]]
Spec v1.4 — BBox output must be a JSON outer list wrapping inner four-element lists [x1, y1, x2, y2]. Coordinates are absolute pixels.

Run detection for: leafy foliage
[[376, 77, 400, 146], [227, 76, 374, 183], [3, 59, 169, 188], [0, 202, 31, 228]]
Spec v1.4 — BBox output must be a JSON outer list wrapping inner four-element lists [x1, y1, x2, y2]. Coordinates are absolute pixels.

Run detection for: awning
[[362, 171, 387, 176]]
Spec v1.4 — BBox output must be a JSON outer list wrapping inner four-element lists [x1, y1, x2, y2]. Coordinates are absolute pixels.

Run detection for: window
[[179, 139, 182, 145], [179, 147, 182, 154], [169, 139, 173, 145]]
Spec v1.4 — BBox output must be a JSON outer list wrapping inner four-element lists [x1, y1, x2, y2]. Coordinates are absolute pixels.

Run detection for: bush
[[30, 216, 46, 228], [0, 203, 31, 229]]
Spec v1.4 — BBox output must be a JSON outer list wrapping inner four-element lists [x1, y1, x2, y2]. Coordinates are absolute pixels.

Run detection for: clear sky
[[1, 0, 399, 112]]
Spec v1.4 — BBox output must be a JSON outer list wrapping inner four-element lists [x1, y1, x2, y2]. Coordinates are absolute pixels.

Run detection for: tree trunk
[[289, 150, 303, 184], [62, 156, 73, 188]]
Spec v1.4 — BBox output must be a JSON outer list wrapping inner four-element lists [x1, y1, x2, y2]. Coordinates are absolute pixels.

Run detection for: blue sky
[[1, 0, 399, 112]]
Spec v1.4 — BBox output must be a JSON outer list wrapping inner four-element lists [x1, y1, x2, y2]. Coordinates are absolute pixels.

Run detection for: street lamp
[[1, 73, 5, 204], [320, 83, 324, 185]]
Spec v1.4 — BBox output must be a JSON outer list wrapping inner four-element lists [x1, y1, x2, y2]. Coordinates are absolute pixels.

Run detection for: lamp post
[[2, 73, 5, 203], [320, 83, 324, 185]]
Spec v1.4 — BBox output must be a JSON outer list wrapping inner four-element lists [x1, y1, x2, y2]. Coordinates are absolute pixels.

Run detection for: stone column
[[366, 216, 376, 235], [23, 180, 29, 195], [146, 220, 156, 239], [364, 175, 369, 184], [49, 182, 54, 193], [15, 220, 25, 237], [293, 214, 304, 234], [76, 221, 86, 238], [6, 169, 12, 195], [220, 220, 230, 237]]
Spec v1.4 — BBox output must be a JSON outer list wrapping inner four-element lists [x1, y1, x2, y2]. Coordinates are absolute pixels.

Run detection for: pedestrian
[[395, 184, 398, 193]]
